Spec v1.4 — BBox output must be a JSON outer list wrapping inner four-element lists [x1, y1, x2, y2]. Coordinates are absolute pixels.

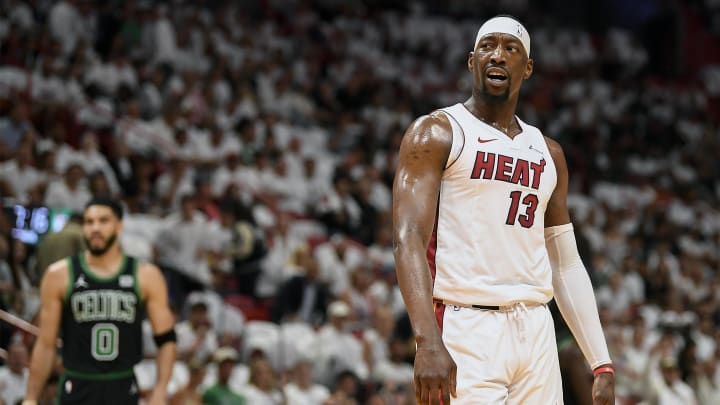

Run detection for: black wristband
[[153, 328, 177, 347]]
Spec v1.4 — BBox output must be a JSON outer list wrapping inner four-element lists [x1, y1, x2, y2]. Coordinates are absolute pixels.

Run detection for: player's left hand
[[591, 372, 614, 405], [146, 388, 168, 405]]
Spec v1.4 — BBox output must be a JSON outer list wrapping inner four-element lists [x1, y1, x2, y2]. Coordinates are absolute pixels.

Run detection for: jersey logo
[[75, 275, 88, 289], [477, 137, 497, 144], [528, 144, 545, 158], [119, 275, 134, 288], [65, 379, 73, 394]]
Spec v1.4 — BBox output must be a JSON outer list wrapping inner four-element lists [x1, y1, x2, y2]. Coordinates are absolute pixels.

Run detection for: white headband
[[474, 16, 531, 56]]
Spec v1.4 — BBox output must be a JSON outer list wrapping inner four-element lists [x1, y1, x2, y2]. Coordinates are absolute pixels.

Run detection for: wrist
[[415, 333, 443, 348], [593, 364, 615, 378], [22, 400, 39, 405]]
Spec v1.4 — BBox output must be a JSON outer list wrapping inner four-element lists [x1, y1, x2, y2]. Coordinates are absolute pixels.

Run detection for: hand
[[592, 372, 615, 405], [146, 388, 168, 405], [414, 340, 457, 405]]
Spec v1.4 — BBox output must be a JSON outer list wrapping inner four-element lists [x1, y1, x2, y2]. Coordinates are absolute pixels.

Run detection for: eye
[[479, 42, 491, 50], [506, 45, 518, 52]]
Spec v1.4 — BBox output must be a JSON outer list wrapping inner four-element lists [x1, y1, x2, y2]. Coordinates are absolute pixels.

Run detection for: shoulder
[[136, 261, 165, 282], [40, 258, 71, 298], [398, 113, 453, 165], [404, 112, 453, 146], [136, 261, 167, 296], [542, 136, 567, 168]]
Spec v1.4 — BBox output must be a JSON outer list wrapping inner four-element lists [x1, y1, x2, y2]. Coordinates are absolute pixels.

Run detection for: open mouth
[[485, 67, 508, 83]]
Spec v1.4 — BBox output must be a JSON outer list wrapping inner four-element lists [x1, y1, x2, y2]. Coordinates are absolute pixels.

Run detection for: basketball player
[[392, 16, 615, 404], [23, 196, 177, 405]]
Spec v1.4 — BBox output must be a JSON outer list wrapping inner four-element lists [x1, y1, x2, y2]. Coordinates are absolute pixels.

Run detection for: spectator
[[43, 163, 91, 213], [272, 248, 331, 325], [0, 142, 44, 204], [155, 194, 217, 294], [0, 103, 33, 153], [202, 347, 246, 405], [313, 301, 369, 385], [646, 356, 699, 405], [170, 359, 206, 405], [0, 340, 29, 405], [283, 359, 331, 405], [242, 357, 285, 405], [33, 212, 84, 278], [176, 301, 219, 364]]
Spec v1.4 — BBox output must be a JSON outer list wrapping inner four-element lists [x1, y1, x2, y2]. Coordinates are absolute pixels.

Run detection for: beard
[[480, 83, 510, 104], [84, 233, 118, 256]]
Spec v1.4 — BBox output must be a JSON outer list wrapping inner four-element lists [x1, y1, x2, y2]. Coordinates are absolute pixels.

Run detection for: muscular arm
[[544, 137, 612, 370], [25, 261, 67, 401], [139, 263, 177, 395], [392, 113, 452, 346]]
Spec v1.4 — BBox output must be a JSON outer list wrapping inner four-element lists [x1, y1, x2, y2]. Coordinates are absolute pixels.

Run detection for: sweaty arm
[[25, 261, 67, 401], [393, 113, 452, 346], [140, 263, 177, 396], [544, 137, 612, 370]]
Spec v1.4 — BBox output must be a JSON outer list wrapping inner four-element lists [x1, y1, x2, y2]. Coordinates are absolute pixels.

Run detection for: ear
[[524, 58, 534, 80], [467, 51, 475, 72]]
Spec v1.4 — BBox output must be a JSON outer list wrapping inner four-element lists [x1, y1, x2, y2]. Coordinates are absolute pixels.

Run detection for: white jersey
[[429, 103, 557, 306]]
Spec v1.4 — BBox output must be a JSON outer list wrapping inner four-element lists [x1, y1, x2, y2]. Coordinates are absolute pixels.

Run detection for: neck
[[464, 95, 520, 137], [84, 247, 123, 272]]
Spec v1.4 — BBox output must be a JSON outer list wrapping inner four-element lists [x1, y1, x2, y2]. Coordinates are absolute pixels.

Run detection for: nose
[[490, 44, 506, 64]]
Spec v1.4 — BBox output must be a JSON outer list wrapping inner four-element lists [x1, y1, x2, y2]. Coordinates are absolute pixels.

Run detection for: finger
[[440, 379, 451, 405], [450, 365, 457, 397], [420, 380, 430, 405], [414, 376, 423, 404], [430, 384, 441, 405]]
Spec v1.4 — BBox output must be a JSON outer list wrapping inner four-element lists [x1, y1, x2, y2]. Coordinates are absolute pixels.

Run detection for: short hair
[[190, 301, 208, 312], [84, 196, 123, 220]]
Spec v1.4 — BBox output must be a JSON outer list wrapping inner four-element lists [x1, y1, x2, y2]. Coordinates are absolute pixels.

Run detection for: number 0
[[91, 323, 119, 361]]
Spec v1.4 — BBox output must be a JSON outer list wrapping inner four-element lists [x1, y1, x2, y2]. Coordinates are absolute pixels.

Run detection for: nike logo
[[477, 137, 497, 143]]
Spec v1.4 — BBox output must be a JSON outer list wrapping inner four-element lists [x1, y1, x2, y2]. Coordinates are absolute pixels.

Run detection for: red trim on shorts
[[434, 301, 445, 331]]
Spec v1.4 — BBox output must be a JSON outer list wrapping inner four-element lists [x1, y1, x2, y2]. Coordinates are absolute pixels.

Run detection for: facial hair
[[84, 233, 118, 256], [480, 80, 510, 104]]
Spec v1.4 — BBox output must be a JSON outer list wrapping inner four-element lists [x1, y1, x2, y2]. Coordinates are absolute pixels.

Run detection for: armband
[[153, 328, 177, 347], [593, 366, 615, 378]]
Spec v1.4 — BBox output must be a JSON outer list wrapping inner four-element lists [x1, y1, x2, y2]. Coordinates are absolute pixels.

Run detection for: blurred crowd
[[0, 0, 718, 404]]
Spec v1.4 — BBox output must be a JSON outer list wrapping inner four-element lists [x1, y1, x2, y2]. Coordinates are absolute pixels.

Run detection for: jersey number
[[506, 191, 539, 228], [91, 323, 119, 361]]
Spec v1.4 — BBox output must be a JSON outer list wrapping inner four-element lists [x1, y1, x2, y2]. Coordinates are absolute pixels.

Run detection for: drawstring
[[511, 302, 529, 342]]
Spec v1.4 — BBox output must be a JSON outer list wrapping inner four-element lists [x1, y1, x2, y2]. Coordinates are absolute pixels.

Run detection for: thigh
[[58, 376, 139, 405], [507, 305, 563, 405], [441, 305, 512, 405]]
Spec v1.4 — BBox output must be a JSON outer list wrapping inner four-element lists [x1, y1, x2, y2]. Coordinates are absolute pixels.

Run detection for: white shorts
[[439, 302, 563, 405]]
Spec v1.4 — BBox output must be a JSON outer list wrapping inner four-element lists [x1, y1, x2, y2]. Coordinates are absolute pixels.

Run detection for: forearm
[[394, 239, 441, 344], [25, 342, 56, 400], [546, 224, 611, 369], [154, 342, 176, 390]]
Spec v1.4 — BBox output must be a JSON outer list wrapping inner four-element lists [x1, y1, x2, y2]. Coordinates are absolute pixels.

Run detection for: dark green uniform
[[58, 254, 143, 405]]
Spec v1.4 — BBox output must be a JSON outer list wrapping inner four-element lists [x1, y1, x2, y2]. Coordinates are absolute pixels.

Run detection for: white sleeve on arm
[[545, 223, 612, 370]]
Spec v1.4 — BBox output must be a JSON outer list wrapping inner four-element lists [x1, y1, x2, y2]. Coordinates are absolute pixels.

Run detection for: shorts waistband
[[64, 367, 135, 380], [434, 298, 545, 312]]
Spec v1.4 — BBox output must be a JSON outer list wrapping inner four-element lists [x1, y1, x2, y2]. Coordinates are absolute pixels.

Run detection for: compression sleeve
[[545, 223, 612, 370]]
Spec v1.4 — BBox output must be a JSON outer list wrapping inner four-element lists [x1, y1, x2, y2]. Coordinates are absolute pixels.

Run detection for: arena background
[[0, 0, 719, 404]]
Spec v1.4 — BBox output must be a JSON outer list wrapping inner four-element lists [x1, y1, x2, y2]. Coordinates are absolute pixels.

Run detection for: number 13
[[506, 191, 538, 228]]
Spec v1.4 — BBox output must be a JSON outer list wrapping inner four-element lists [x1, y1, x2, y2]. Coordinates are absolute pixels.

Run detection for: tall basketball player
[[23, 196, 177, 405], [392, 15, 615, 405]]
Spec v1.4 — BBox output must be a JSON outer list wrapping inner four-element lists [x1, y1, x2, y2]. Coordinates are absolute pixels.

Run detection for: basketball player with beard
[[23, 197, 177, 405], [393, 15, 614, 405]]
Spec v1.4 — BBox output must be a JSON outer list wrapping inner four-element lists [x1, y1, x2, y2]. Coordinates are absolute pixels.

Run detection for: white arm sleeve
[[545, 223, 612, 370]]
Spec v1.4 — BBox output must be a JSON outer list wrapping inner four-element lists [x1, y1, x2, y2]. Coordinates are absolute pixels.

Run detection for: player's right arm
[[392, 113, 456, 405], [24, 260, 68, 402]]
